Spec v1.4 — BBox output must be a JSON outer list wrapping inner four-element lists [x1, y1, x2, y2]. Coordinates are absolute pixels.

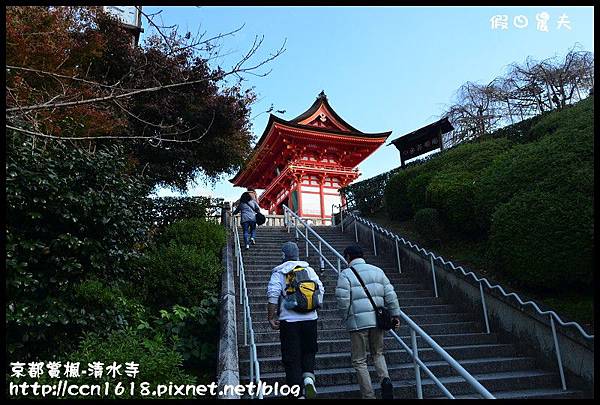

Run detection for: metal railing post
[[411, 329, 423, 399], [395, 237, 402, 274], [337, 258, 341, 273], [371, 225, 377, 256], [430, 255, 438, 298], [479, 283, 490, 334], [239, 267, 243, 305], [243, 295, 248, 346], [319, 240, 324, 271], [304, 224, 308, 257], [331, 204, 336, 226], [294, 216, 298, 240], [550, 315, 567, 390], [340, 206, 344, 233], [249, 343, 254, 393], [355, 220, 358, 242]]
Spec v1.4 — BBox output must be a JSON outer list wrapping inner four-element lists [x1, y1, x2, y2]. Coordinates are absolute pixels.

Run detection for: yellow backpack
[[282, 266, 320, 313]]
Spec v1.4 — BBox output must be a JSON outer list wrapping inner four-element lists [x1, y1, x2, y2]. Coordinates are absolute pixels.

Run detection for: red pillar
[[319, 176, 325, 220], [296, 176, 303, 216]]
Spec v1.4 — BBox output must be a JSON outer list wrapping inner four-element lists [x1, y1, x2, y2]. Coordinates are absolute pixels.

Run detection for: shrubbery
[[140, 219, 225, 312], [414, 208, 442, 244], [7, 134, 227, 392], [12, 329, 197, 399], [384, 168, 418, 220], [140, 243, 223, 311], [6, 138, 152, 360], [155, 217, 227, 257], [149, 196, 224, 230], [488, 189, 593, 291], [380, 96, 593, 293]]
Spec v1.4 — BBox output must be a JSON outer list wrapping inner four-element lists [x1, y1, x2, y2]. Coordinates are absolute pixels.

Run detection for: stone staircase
[[235, 225, 585, 399]]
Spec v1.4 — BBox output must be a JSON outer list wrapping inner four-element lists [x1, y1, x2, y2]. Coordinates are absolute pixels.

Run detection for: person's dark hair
[[239, 191, 252, 204], [343, 244, 364, 261]]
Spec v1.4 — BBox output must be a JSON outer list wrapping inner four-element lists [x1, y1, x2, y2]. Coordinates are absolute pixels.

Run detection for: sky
[[143, 6, 594, 202]]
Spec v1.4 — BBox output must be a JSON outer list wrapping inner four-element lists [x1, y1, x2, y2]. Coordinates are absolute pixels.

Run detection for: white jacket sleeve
[[335, 271, 351, 321], [267, 272, 283, 305]]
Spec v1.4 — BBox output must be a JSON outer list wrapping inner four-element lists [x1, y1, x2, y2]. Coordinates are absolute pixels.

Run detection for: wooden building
[[230, 91, 391, 223]]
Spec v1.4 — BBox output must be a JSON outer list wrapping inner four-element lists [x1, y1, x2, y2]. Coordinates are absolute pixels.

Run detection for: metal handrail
[[283, 204, 495, 399], [333, 204, 594, 392], [231, 218, 264, 399], [283, 205, 346, 274]]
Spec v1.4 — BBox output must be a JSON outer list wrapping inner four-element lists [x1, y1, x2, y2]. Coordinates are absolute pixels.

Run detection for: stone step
[[244, 288, 434, 299], [239, 332, 499, 358], [240, 343, 517, 374], [245, 296, 448, 312], [239, 254, 390, 263], [241, 313, 475, 333], [450, 388, 585, 399], [241, 356, 536, 388], [242, 279, 421, 288], [248, 304, 460, 319], [245, 321, 482, 345], [255, 370, 559, 399]]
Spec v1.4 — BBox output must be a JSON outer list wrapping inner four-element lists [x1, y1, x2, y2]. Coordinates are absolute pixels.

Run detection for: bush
[[11, 329, 197, 399], [149, 196, 224, 230], [150, 295, 220, 383], [6, 137, 152, 361], [156, 218, 227, 257], [487, 189, 593, 291], [384, 167, 418, 220], [73, 278, 148, 334], [414, 208, 443, 244], [426, 171, 480, 236], [342, 168, 402, 213], [141, 244, 223, 311], [474, 97, 593, 231]]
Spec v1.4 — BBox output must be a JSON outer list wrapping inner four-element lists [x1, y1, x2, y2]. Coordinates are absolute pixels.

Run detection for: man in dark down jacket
[[335, 244, 400, 399]]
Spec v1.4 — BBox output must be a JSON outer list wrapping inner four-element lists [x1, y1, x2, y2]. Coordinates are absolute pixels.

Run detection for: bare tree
[[441, 45, 594, 146], [6, 6, 286, 146]]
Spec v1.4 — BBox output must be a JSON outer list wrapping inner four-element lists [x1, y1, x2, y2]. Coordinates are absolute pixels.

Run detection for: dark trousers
[[241, 221, 256, 246], [279, 319, 318, 396]]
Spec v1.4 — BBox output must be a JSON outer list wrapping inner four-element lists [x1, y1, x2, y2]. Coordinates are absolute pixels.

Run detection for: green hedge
[[488, 189, 593, 291], [12, 329, 197, 399], [384, 167, 418, 220], [141, 243, 223, 312], [342, 168, 401, 213], [474, 97, 594, 231], [414, 208, 443, 244], [149, 196, 224, 230], [155, 217, 227, 257], [6, 137, 152, 361], [382, 96, 593, 293]]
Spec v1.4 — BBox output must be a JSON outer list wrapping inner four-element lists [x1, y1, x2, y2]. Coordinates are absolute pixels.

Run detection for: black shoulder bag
[[349, 266, 394, 331], [245, 202, 266, 226]]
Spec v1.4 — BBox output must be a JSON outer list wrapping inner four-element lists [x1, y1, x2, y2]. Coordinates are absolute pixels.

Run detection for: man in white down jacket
[[267, 241, 324, 399], [335, 244, 400, 399]]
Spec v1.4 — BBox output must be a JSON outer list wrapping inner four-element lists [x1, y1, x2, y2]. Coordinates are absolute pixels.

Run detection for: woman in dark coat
[[233, 191, 261, 250]]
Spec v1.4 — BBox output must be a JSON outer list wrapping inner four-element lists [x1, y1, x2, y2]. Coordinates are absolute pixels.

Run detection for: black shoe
[[381, 377, 393, 400]]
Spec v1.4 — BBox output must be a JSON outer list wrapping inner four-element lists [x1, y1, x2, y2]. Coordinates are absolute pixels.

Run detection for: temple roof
[[230, 92, 391, 186]]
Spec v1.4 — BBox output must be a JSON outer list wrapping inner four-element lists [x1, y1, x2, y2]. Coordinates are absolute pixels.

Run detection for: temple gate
[[230, 91, 391, 224]]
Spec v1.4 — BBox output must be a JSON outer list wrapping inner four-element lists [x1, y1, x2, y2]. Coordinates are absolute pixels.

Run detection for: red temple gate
[[230, 91, 391, 223]]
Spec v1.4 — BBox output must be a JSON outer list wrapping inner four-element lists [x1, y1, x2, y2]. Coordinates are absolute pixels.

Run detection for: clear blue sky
[[145, 6, 594, 202]]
